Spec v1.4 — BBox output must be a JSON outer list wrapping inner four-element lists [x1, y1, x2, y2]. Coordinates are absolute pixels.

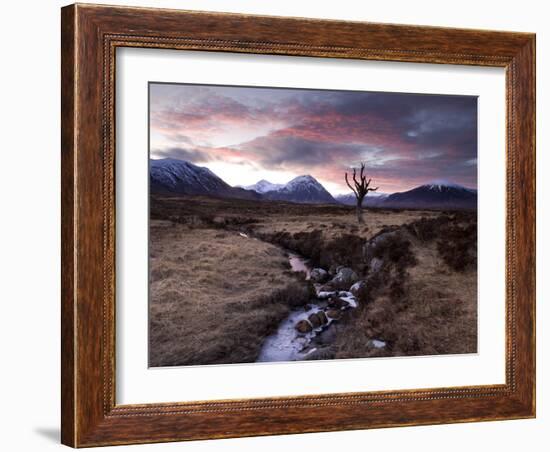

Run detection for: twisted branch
[[345, 163, 378, 201]]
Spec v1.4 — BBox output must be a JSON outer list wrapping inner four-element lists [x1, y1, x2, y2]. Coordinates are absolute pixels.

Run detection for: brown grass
[[151, 193, 439, 243], [328, 234, 477, 359], [149, 221, 311, 366], [149, 194, 477, 366]]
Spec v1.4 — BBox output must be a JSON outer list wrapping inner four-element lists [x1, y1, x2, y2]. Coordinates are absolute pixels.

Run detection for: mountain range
[[382, 183, 477, 209], [151, 158, 337, 204], [150, 158, 477, 209], [245, 177, 336, 203], [261, 175, 336, 204], [150, 158, 261, 200], [335, 192, 389, 207], [244, 179, 284, 193]]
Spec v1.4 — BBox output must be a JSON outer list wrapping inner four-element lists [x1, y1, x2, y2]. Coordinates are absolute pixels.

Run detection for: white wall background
[[0, 1, 545, 450]]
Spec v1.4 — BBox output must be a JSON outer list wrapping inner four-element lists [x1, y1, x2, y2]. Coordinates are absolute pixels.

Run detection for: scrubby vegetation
[[149, 224, 312, 367], [406, 213, 477, 271], [150, 193, 477, 366], [259, 229, 367, 275], [315, 214, 477, 360]]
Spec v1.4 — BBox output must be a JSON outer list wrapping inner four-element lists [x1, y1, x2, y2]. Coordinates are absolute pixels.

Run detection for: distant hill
[[244, 179, 284, 193], [260, 175, 337, 204], [382, 182, 477, 209], [150, 159, 476, 209], [335, 192, 389, 207], [150, 158, 260, 200]]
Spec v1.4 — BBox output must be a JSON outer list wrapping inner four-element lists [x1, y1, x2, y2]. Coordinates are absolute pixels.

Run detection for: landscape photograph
[[148, 82, 478, 367]]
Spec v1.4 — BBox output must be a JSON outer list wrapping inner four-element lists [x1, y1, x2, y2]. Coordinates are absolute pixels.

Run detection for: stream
[[256, 252, 360, 363]]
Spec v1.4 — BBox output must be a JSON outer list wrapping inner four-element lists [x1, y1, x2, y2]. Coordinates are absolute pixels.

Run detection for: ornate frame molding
[[61, 4, 535, 447]]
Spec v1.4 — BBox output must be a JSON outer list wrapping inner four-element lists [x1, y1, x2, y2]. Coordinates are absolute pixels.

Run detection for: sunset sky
[[149, 83, 478, 194]]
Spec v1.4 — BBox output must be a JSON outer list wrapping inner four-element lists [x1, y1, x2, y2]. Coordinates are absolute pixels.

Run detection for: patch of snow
[[371, 339, 386, 349], [150, 158, 225, 192], [424, 180, 466, 191], [284, 175, 319, 190], [244, 179, 284, 194], [349, 281, 364, 293], [367, 192, 389, 199], [338, 291, 358, 308], [317, 291, 337, 299]]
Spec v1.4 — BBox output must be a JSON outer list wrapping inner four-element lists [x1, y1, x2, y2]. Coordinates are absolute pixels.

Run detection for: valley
[[149, 193, 478, 366], [150, 158, 478, 210]]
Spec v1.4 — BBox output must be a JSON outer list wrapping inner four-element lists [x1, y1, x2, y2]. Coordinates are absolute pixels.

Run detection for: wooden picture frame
[[61, 3, 535, 447]]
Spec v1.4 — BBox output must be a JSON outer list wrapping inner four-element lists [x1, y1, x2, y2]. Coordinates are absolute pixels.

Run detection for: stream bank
[[257, 251, 385, 362]]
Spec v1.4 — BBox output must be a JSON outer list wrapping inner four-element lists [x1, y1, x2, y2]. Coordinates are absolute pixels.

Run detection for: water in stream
[[256, 252, 359, 363], [287, 252, 312, 279]]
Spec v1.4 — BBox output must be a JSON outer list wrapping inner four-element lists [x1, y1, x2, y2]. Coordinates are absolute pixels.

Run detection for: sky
[[149, 83, 478, 194]]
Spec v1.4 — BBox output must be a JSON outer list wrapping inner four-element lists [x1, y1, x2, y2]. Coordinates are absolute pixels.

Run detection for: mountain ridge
[[150, 158, 476, 209], [335, 191, 389, 207], [244, 179, 284, 193], [382, 182, 477, 209], [263, 175, 337, 204], [150, 158, 261, 200]]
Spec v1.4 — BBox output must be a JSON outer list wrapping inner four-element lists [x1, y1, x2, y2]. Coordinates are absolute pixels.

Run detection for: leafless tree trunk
[[345, 163, 378, 224]]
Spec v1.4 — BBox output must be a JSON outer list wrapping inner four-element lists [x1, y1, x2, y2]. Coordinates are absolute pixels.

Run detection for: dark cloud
[[150, 83, 478, 192], [153, 147, 214, 162], [295, 90, 478, 159], [235, 135, 364, 168]]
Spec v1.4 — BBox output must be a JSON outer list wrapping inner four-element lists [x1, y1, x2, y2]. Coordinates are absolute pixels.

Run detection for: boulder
[[369, 257, 383, 273], [350, 280, 367, 297], [314, 326, 337, 345], [330, 267, 359, 290], [316, 299, 330, 309], [318, 282, 336, 293], [362, 229, 399, 262], [317, 311, 328, 325], [328, 297, 347, 309], [325, 308, 342, 320], [310, 268, 329, 283], [296, 320, 313, 334], [328, 264, 340, 276], [308, 313, 322, 329]]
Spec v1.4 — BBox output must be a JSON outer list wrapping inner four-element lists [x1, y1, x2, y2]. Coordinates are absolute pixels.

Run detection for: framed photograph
[[61, 3, 535, 447]]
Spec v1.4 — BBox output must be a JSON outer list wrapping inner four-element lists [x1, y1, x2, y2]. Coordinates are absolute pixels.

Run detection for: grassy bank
[[149, 221, 311, 366], [329, 235, 477, 359], [308, 213, 478, 360], [149, 194, 477, 365]]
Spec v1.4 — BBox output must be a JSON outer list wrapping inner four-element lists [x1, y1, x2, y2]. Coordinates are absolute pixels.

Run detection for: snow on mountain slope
[[244, 179, 284, 194], [383, 182, 477, 209], [150, 158, 228, 192], [150, 158, 260, 200], [150, 159, 475, 209], [335, 192, 389, 207], [263, 175, 337, 204]]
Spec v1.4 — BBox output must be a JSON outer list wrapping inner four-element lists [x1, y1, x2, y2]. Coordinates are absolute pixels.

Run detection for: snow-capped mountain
[[383, 182, 477, 209], [150, 159, 475, 209], [335, 192, 389, 207], [244, 179, 284, 194], [149, 159, 334, 203], [262, 175, 337, 204], [150, 158, 260, 200]]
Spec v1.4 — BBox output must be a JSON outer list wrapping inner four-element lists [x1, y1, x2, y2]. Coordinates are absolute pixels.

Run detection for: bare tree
[[345, 163, 378, 224]]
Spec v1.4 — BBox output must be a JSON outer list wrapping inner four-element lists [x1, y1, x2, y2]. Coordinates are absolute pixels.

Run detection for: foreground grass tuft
[[149, 223, 311, 367]]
